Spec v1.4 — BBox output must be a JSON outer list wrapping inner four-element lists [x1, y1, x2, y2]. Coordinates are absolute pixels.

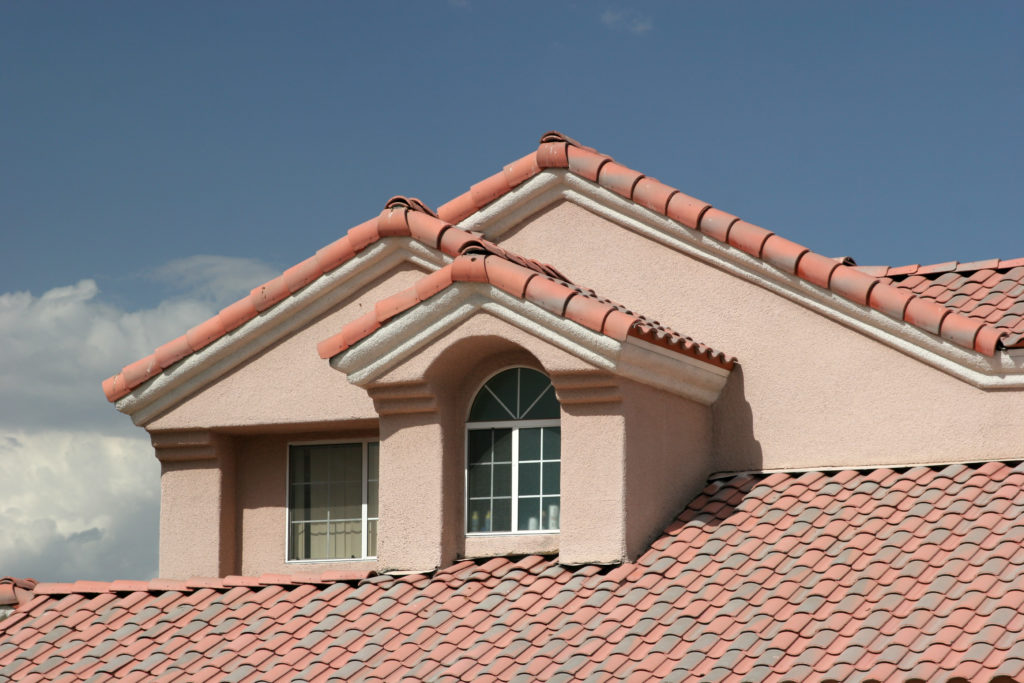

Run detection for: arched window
[[466, 367, 560, 534]]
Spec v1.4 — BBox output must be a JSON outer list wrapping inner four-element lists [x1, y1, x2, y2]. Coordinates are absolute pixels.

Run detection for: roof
[[3, 462, 1022, 682], [102, 131, 1024, 403], [316, 239, 736, 371], [0, 578, 36, 611], [859, 259, 1024, 348]]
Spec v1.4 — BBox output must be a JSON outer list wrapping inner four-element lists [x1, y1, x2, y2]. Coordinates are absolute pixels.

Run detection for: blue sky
[[1, 2, 1021, 580]]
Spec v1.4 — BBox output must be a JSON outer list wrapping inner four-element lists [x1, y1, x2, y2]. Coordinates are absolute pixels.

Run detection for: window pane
[[332, 481, 361, 520], [487, 369, 520, 416], [518, 496, 541, 531], [520, 369, 557, 420], [467, 430, 492, 465], [493, 429, 512, 463], [468, 464, 491, 498], [309, 451, 331, 483], [331, 444, 362, 482], [330, 520, 362, 560], [522, 386, 559, 420], [542, 497, 560, 531], [493, 463, 512, 497], [519, 462, 540, 496], [301, 521, 329, 560], [291, 483, 329, 521], [542, 462, 560, 495], [468, 387, 513, 421], [492, 498, 512, 532], [519, 428, 541, 462], [542, 427, 561, 461], [289, 451, 311, 483], [367, 520, 378, 557], [468, 499, 491, 532], [367, 479, 379, 517], [367, 442, 379, 480], [288, 522, 306, 560]]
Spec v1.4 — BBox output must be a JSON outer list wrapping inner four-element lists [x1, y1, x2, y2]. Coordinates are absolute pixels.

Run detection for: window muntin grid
[[466, 368, 560, 534], [287, 441, 378, 561]]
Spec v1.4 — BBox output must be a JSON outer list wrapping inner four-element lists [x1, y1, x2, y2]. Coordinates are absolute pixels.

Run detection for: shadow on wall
[[711, 365, 763, 474]]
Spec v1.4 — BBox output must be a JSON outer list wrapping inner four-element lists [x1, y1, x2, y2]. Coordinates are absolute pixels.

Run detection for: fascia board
[[117, 239, 448, 425], [331, 284, 729, 405], [462, 170, 1024, 389], [619, 337, 730, 405], [331, 285, 619, 386]]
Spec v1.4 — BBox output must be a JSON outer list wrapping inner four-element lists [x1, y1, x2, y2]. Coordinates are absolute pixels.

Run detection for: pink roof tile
[[3, 463, 1024, 681], [863, 258, 1024, 348], [316, 239, 736, 371], [103, 132, 1024, 404]]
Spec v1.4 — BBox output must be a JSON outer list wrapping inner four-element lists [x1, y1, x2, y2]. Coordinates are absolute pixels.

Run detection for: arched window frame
[[465, 367, 561, 535]]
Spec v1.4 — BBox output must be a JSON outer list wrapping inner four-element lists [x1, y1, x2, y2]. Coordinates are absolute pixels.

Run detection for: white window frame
[[465, 367, 561, 536], [285, 439, 378, 563]]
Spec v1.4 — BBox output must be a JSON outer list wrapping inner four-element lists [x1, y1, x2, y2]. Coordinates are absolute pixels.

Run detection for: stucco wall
[[497, 200, 1024, 471], [147, 266, 426, 431], [234, 431, 378, 577], [621, 380, 712, 560]]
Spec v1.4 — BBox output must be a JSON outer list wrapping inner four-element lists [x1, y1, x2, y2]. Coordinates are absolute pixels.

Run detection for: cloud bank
[[0, 255, 278, 581]]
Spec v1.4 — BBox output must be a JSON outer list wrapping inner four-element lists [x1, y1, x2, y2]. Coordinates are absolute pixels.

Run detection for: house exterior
[[1, 132, 1023, 681]]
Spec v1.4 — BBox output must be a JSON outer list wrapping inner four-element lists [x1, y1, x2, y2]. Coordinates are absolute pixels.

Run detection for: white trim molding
[[460, 170, 1024, 389], [328, 283, 732, 406], [116, 239, 449, 425]]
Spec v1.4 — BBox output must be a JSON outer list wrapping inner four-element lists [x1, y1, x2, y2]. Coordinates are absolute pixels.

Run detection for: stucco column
[[152, 431, 236, 579], [371, 382, 455, 573], [553, 372, 629, 565]]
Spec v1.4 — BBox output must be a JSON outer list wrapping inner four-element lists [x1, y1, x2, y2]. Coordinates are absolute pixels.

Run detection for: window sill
[[463, 532, 559, 559]]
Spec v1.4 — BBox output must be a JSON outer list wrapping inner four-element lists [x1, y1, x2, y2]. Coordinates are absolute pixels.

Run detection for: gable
[[318, 242, 733, 407]]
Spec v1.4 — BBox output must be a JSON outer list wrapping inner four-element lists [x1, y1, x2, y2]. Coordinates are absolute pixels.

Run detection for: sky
[[1, 2, 1021, 581]]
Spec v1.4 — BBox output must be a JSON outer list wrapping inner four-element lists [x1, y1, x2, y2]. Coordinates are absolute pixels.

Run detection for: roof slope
[[101, 196, 456, 402], [317, 239, 736, 371], [3, 463, 1022, 682], [860, 260, 1024, 348], [103, 131, 1024, 403], [435, 131, 1016, 356]]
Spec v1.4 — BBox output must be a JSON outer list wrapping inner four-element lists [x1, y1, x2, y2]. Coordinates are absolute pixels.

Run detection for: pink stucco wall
[[147, 198, 1024, 578], [498, 200, 1024, 471], [147, 266, 426, 432]]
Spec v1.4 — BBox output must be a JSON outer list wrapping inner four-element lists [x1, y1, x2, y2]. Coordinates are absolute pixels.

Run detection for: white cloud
[[601, 9, 653, 35], [0, 255, 277, 581], [149, 254, 281, 308], [0, 430, 159, 581]]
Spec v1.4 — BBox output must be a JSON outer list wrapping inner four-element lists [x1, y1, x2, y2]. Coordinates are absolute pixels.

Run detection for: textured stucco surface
[[499, 200, 1024, 471], [147, 266, 425, 431], [159, 457, 233, 579]]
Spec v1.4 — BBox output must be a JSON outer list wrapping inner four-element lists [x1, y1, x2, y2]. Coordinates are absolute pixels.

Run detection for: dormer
[[317, 242, 734, 571]]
